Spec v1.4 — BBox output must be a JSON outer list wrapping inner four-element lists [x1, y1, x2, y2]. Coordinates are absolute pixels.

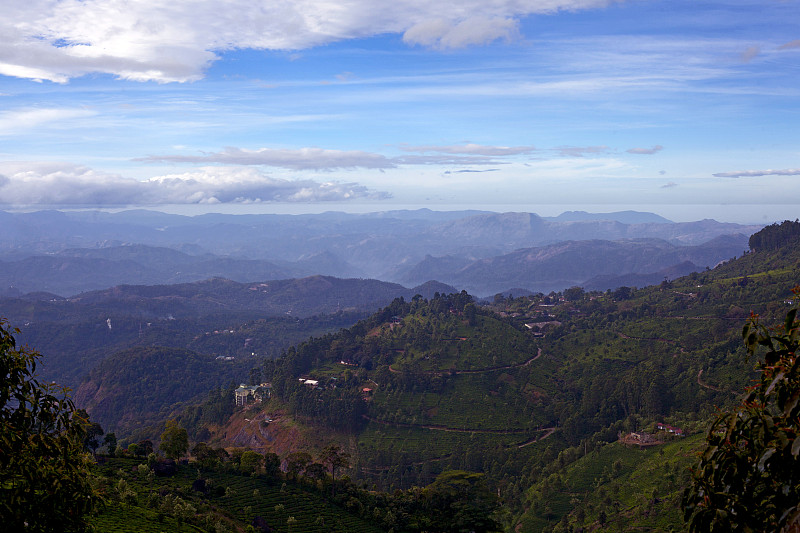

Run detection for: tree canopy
[[0, 320, 98, 532], [160, 419, 189, 460], [423, 470, 502, 532], [748, 219, 800, 252]]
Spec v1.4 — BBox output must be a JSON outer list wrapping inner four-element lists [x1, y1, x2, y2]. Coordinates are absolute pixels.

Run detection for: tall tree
[[103, 432, 117, 456], [0, 320, 99, 531], [240, 450, 263, 474], [684, 288, 800, 532], [286, 451, 312, 480], [160, 420, 189, 460], [320, 443, 350, 497], [264, 452, 281, 478], [423, 470, 502, 532], [77, 409, 103, 456]]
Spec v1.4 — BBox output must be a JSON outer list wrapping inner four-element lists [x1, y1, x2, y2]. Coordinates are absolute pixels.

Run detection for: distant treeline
[[749, 219, 800, 251]]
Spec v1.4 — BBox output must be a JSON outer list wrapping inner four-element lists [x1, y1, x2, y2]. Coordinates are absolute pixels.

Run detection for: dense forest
[[748, 219, 800, 251]]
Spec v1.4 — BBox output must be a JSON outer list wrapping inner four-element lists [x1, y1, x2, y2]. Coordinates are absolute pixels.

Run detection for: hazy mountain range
[[0, 209, 759, 296]]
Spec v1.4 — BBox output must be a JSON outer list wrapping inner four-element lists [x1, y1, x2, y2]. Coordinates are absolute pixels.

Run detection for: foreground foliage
[[0, 320, 98, 531], [684, 287, 800, 532]]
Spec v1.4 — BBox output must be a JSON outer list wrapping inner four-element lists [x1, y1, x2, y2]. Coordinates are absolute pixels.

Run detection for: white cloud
[[626, 145, 663, 155], [778, 39, 800, 50], [713, 168, 800, 178], [138, 147, 394, 170], [0, 162, 390, 205], [0, 107, 96, 134], [0, 0, 623, 83]]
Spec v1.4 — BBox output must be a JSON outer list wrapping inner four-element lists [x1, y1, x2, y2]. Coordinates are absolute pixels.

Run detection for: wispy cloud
[[0, 107, 96, 134], [402, 15, 519, 49], [626, 145, 663, 155], [713, 168, 800, 178], [740, 45, 760, 63], [554, 145, 610, 157], [443, 168, 500, 174], [661, 181, 677, 188], [140, 144, 534, 170], [0, 0, 623, 83], [138, 147, 395, 171], [778, 39, 800, 50], [400, 143, 536, 156], [392, 154, 502, 166], [0, 162, 390, 205]]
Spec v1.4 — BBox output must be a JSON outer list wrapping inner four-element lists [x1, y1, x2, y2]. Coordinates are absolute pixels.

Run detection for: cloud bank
[[0, 163, 390, 205], [141, 143, 537, 170], [713, 168, 800, 178], [1, 0, 620, 83]]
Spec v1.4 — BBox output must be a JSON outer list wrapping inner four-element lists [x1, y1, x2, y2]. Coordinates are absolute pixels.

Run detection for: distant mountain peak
[[546, 210, 674, 224]]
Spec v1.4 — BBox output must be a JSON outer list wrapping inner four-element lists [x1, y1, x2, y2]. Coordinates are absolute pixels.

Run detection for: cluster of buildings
[[234, 383, 272, 406], [619, 422, 686, 447], [655, 422, 685, 437]]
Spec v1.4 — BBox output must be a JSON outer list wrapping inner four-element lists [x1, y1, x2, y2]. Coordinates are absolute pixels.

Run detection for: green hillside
[[38, 220, 799, 531], [264, 293, 560, 495], [516, 434, 702, 532], [245, 225, 800, 529], [91, 456, 386, 533]]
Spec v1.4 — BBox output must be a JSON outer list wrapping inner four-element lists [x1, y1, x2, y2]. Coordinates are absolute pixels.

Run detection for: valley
[[3, 213, 799, 532]]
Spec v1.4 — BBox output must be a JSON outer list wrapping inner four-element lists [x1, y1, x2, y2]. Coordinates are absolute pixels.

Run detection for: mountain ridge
[[0, 209, 761, 295]]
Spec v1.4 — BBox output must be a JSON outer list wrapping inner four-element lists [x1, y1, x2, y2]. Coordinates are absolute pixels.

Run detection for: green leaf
[[765, 372, 785, 396], [792, 437, 800, 457], [758, 448, 776, 472], [784, 389, 800, 418], [785, 308, 797, 332]]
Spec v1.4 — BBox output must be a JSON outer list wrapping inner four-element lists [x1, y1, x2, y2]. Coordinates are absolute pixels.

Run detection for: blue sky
[[0, 0, 798, 223]]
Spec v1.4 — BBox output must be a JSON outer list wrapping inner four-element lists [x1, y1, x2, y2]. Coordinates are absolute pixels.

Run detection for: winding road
[[388, 348, 542, 376]]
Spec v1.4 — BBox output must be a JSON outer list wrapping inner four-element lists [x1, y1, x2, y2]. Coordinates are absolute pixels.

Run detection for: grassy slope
[[510, 241, 800, 531], [91, 457, 384, 533], [517, 435, 703, 532]]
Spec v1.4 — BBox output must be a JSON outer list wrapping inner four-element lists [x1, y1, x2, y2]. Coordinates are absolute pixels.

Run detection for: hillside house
[[234, 382, 272, 406], [656, 422, 685, 437], [298, 378, 319, 389]]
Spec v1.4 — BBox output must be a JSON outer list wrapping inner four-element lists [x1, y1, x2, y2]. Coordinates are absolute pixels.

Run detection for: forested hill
[[65, 275, 458, 318], [748, 219, 800, 251], [3, 275, 455, 389], [183, 225, 800, 532]]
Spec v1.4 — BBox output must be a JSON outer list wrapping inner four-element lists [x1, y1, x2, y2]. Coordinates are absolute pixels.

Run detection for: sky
[[0, 0, 798, 223]]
